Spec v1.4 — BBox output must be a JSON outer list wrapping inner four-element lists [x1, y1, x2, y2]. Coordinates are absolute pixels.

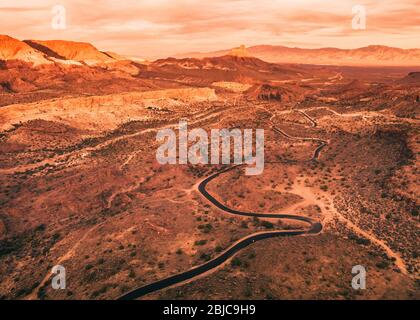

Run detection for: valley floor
[[0, 67, 418, 300]]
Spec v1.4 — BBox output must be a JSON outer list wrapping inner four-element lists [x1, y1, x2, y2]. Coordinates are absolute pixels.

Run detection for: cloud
[[0, 0, 418, 58]]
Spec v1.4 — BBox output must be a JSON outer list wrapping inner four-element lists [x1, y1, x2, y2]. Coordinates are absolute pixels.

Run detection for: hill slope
[[0, 35, 51, 65], [23, 40, 113, 65]]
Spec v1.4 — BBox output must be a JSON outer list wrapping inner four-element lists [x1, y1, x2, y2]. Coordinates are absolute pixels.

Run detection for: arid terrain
[[0, 35, 419, 300]]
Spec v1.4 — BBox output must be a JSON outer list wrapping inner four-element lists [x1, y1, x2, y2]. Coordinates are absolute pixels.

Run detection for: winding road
[[118, 111, 327, 300]]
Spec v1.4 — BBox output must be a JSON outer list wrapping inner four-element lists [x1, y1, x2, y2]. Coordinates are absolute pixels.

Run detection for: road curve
[[297, 110, 317, 127], [272, 127, 327, 161], [118, 112, 325, 300]]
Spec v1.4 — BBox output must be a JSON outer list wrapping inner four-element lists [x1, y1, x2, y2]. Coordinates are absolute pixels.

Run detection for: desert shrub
[[231, 257, 242, 267], [199, 253, 212, 261], [52, 233, 61, 241], [244, 287, 252, 297], [248, 252, 256, 259], [198, 223, 213, 233], [260, 221, 274, 229], [194, 240, 207, 246], [376, 260, 389, 269]]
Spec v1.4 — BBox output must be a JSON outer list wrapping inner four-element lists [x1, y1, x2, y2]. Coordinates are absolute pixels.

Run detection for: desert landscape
[[0, 13, 419, 301]]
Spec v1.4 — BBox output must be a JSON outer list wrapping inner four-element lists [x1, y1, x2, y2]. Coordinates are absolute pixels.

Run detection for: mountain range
[[0, 35, 129, 66], [1, 35, 420, 67], [176, 44, 420, 66], [1, 34, 419, 108]]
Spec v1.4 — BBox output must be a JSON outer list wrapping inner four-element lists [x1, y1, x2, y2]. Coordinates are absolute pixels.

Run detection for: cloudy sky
[[0, 0, 419, 59]]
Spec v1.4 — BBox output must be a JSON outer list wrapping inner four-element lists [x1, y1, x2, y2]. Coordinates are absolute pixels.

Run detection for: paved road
[[118, 114, 326, 300]]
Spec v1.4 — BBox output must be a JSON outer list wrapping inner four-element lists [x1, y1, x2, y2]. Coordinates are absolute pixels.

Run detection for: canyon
[[0, 34, 418, 300]]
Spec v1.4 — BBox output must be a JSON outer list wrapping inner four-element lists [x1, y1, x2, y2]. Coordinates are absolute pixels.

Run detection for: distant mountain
[[0, 35, 148, 104], [3, 34, 419, 67], [176, 44, 420, 66], [0, 35, 133, 66], [0, 35, 51, 65], [397, 72, 420, 85], [229, 45, 250, 58], [145, 55, 311, 85], [23, 39, 114, 65]]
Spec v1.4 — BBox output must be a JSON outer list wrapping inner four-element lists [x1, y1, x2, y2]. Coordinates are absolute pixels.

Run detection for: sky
[[0, 0, 419, 59]]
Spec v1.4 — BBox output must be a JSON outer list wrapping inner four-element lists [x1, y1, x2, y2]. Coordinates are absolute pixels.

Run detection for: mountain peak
[[229, 45, 250, 57], [0, 35, 51, 65], [23, 39, 113, 64]]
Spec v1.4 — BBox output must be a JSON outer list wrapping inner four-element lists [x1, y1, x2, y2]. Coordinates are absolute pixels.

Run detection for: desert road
[[118, 112, 326, 300], [118, 163, 323, 300]]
